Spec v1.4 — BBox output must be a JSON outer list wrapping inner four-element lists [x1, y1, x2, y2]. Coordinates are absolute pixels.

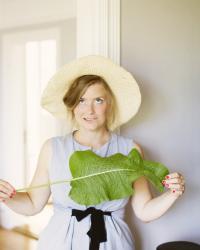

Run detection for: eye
[[95, 98, 104, 104]]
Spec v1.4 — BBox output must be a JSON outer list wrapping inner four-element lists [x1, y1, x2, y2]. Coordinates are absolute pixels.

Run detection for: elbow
[[15, 208, 41, 217], [26, 192, 46, 216], [29, 204, 44, 216], [138, 217, 152, 223], [132, 205, 153, 223], [23, 201, 44, 216], [134, 210, 161, 223], [134, 212, 152, 223], [28, 210, 41, 216], [23, 207, 41, 216]]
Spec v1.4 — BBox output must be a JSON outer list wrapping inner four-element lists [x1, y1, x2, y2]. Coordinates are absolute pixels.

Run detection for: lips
[[83, 117, 97, 121]]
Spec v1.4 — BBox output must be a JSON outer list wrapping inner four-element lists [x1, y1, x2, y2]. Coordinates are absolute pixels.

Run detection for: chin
[[83, 124, 106, 131], [76, 119, 107, 131]]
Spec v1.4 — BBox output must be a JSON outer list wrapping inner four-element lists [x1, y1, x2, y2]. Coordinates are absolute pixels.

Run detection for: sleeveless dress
[[37, 131, 136, 250]]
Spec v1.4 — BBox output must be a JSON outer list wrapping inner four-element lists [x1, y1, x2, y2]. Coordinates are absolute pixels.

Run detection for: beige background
[[121, 0, 200, 250]]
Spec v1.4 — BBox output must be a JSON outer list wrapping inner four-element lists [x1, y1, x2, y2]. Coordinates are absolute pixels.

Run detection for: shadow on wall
[[125, 200, 143, 250]]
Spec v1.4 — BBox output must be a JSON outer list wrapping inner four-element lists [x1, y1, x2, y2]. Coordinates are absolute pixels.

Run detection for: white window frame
[[76, 0, 120, 64]]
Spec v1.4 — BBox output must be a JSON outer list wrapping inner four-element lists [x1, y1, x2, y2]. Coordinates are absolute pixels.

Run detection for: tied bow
[[72, 207, 112, 250]]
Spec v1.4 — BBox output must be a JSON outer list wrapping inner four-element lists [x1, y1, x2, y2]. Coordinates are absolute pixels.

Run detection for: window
[[0, 27, 62, 230], [25, 39, 57, 184]]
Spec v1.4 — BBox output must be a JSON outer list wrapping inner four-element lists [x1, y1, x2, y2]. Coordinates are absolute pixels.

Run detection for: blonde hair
[[63, 75, 118, 130]]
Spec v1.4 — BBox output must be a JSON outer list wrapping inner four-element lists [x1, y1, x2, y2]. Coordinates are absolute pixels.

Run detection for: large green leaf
[[69, 148, 169, 205]]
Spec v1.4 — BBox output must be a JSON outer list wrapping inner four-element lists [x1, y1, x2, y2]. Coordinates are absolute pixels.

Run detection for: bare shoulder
[[132, 140, 144, 158], [32, 137, 53, 176], [42, 138, 53, 152], [39, 138, 53, 161]]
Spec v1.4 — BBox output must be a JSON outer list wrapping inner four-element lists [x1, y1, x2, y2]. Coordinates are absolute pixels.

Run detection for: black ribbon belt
[[72, 207, 112, 250]]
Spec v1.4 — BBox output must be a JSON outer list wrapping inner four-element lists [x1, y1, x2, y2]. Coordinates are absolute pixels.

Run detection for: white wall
[[121, 0, 200, 249], [0, 0, 76, 29]]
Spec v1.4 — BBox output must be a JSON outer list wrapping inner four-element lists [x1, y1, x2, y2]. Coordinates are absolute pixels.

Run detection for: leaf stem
[[16, 168, 137, 192]]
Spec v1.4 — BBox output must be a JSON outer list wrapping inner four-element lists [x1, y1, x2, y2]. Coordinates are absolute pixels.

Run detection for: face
[[73, 83, 109, 131]]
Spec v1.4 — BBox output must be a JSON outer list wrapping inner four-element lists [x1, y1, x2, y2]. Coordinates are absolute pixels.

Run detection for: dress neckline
[[71, 130, 114, 151]]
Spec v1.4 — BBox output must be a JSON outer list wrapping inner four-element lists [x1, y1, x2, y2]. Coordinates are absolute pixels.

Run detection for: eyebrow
[[80, 96, 106, 99]]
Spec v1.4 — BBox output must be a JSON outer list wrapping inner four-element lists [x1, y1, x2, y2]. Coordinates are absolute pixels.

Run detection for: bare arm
[[0, 138, 52, 216], [131, 142, 185, 222]]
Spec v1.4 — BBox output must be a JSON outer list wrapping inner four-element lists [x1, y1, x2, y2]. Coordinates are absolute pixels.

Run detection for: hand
[[0, 179, 16, 202], [162, 172, 185, 197]]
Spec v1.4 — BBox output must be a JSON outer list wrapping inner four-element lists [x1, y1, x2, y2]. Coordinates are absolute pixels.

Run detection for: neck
[[73, 129, 111, 148]]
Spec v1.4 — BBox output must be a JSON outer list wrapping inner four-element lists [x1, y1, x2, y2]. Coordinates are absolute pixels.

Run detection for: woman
[[0, 55, 185, 250]]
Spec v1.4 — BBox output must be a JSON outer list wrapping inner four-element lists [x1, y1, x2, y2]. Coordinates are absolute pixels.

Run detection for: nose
[[85, 102, 95, 114]]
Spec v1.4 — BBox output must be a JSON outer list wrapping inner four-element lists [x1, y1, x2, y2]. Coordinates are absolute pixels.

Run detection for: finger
[[0, 180, 15, 193], [0, 184, 13, 196], [180, 176, 185, 184], [163, 177, 183, 185], [0, 182, 16, 200], [166, 183, 185, 190], [0, 191, 11, 200], [171, 190, 184, 196], [165, 172, 181, 179], [0, 188, 14, 200]]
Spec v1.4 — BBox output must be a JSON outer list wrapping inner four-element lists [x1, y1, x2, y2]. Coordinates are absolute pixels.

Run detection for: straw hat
[[41, 55, 141, 131]]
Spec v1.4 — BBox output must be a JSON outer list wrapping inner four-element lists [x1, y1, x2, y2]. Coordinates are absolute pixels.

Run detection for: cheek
[[97, 104, 108, 115], [73, 107, 81, 118], [74, 104, 83, 112]]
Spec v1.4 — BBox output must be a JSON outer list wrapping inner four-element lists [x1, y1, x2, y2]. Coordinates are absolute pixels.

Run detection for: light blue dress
[[37, 131, 136, 250]]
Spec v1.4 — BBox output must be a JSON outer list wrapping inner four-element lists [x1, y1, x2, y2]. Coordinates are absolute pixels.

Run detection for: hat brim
[[41, 55, 141, 131]]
